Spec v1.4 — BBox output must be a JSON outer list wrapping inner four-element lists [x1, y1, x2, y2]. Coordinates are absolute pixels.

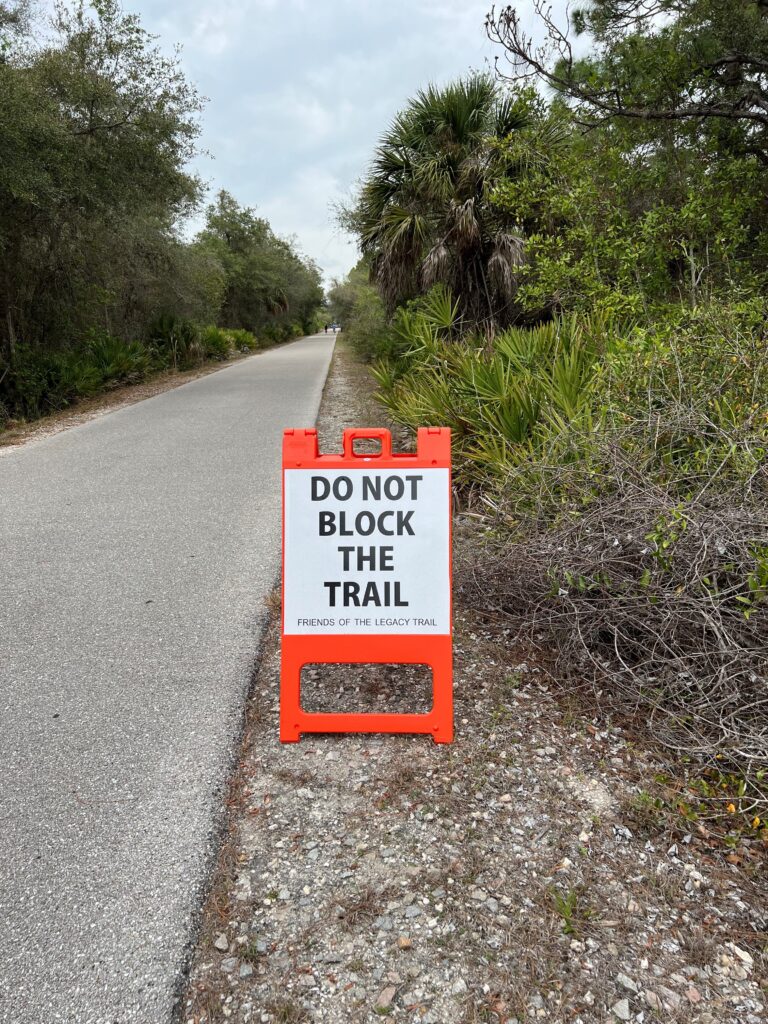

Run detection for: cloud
[[259, 169, 359, 283], [132, 0, 570, 286], [189, 11, 239, 57]]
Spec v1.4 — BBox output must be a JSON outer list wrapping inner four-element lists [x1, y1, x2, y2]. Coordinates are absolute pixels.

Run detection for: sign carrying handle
[[342, 428, 392, 459]]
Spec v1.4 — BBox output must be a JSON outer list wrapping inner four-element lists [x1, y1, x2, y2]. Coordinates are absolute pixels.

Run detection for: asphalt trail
[[0, 335, 335, 1022]]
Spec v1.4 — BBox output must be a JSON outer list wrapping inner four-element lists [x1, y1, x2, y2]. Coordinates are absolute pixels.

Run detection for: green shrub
[[1, 319, 241, 426], [342, 288, 393, 362], [373, 289, 768, 817], [373, 288, 611, 487], [260, 324, 281, 346], [0, 316, 276, 428], [86, 331, 151, 385], [147, 313, 200, 369], [200, 326, 233, 361], [374, 292, 768, 502], [226, 328, 259, 352], [0, 346, 103, 420]]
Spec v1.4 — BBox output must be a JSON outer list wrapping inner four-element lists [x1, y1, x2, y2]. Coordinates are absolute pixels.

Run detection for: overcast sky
[[128, 0, 560, 285]]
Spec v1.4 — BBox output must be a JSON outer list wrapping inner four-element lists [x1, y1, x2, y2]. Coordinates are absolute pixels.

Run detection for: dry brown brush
[[458, 438, 768, 823]]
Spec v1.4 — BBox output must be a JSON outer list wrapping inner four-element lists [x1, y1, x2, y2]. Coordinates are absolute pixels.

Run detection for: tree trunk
[[6, 308, 16, 361]]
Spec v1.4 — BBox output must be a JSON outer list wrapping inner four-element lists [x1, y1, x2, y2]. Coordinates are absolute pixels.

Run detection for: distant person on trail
[[324, 323, 329, 333]]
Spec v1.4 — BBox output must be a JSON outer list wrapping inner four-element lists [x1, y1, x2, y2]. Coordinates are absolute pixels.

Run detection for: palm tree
[[354, 75, 531, 332]]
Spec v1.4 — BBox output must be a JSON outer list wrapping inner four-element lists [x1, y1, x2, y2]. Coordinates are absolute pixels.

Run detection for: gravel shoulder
[[182, 340, 767, 1024]]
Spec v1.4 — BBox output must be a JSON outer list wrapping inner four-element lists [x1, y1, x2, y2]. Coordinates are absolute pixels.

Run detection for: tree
[[487, 0, 768, 165], [326, 260, 371, 324], [0, 0, 204, 351], [485, 0, 768, 310], [351, 75, 547, 331], [491, 112, 768, 313], [0, 0, 30, 45], [325, 260, 391, 361], [196, 191, 322, 335]]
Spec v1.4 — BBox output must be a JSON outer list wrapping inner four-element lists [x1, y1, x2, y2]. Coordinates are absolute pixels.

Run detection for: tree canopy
[[0, 0, 323, 386], [350, 76, 547, 331], [196, 192, 322, 337], [340, 4, 768, 333], [488, 0, 768, 164], [0, 0, 206, 351], [483, 0, 768, 315]]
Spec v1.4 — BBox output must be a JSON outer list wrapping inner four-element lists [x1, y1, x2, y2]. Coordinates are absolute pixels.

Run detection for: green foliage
[[326, 260, 370, 325], [0, 315, 289, 426], [348, 77, 548, 330], [0, 4, 322, 429], [346, 5, 768, 321], [342, 1, 768, 817], [196, 191, 323, 338], [327, 261, 393, 362], [375, 291, 768, 807], [226, 328, 260, 352], [490, 0, 768, 165], [200, 326, 233, 361], [373, 289, 611, 483], [86, 331, 151, 384], [481, 1, 768, 315], [0, 0, 207, 350], [0, 333, 151, 421], [147, 314, 200, 370], [375, 294, 768, 499], [490, 112, 768, 315], [549, 887, 593, 937]]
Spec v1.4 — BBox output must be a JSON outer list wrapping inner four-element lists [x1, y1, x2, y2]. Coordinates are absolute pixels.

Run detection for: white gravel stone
[[611, 998, 631, 1021]]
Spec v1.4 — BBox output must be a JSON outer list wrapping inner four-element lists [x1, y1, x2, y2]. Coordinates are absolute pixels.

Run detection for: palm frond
[[450, 197, 481, 248], [419, 284, 460, 332], [421, 242, 451, 287], [494, 94, 534, 139], [488, 232, 525, 299]]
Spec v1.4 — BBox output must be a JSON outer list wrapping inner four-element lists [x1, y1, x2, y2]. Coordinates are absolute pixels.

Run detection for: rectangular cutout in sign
[[280, 427, 453, 743]]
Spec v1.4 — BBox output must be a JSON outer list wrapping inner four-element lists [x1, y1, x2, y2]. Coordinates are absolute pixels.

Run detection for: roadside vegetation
[[334, 0, 768, 841], [0, 1, 322, 428]]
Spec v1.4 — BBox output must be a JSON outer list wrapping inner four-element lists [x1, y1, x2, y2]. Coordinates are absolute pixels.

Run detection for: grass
[[241, 940, 268, 964], [262, 998, 311, 1023], [337, 885, 391, 931], [549, 886, 595, 937]]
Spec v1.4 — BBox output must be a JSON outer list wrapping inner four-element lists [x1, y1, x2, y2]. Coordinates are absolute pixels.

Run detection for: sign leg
[[280, 643, 302, 743], [431, 649, 454, 743], [433, 723, 454, 744]]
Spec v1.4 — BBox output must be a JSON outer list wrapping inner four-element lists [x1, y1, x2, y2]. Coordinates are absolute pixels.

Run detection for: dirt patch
[[301, 663, 433, 715], [313, 337, 411, 456], [181, 339, 767, 1024]]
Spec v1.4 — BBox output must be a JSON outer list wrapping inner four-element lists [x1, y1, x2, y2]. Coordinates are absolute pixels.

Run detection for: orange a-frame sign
[[280, 427, 452, 743]]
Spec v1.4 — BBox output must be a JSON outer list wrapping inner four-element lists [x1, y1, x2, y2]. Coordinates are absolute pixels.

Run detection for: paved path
[[0, 335, 335, 1023]]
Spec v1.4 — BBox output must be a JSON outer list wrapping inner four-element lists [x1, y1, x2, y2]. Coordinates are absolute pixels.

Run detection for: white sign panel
[[283, 468, 450, 635]]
